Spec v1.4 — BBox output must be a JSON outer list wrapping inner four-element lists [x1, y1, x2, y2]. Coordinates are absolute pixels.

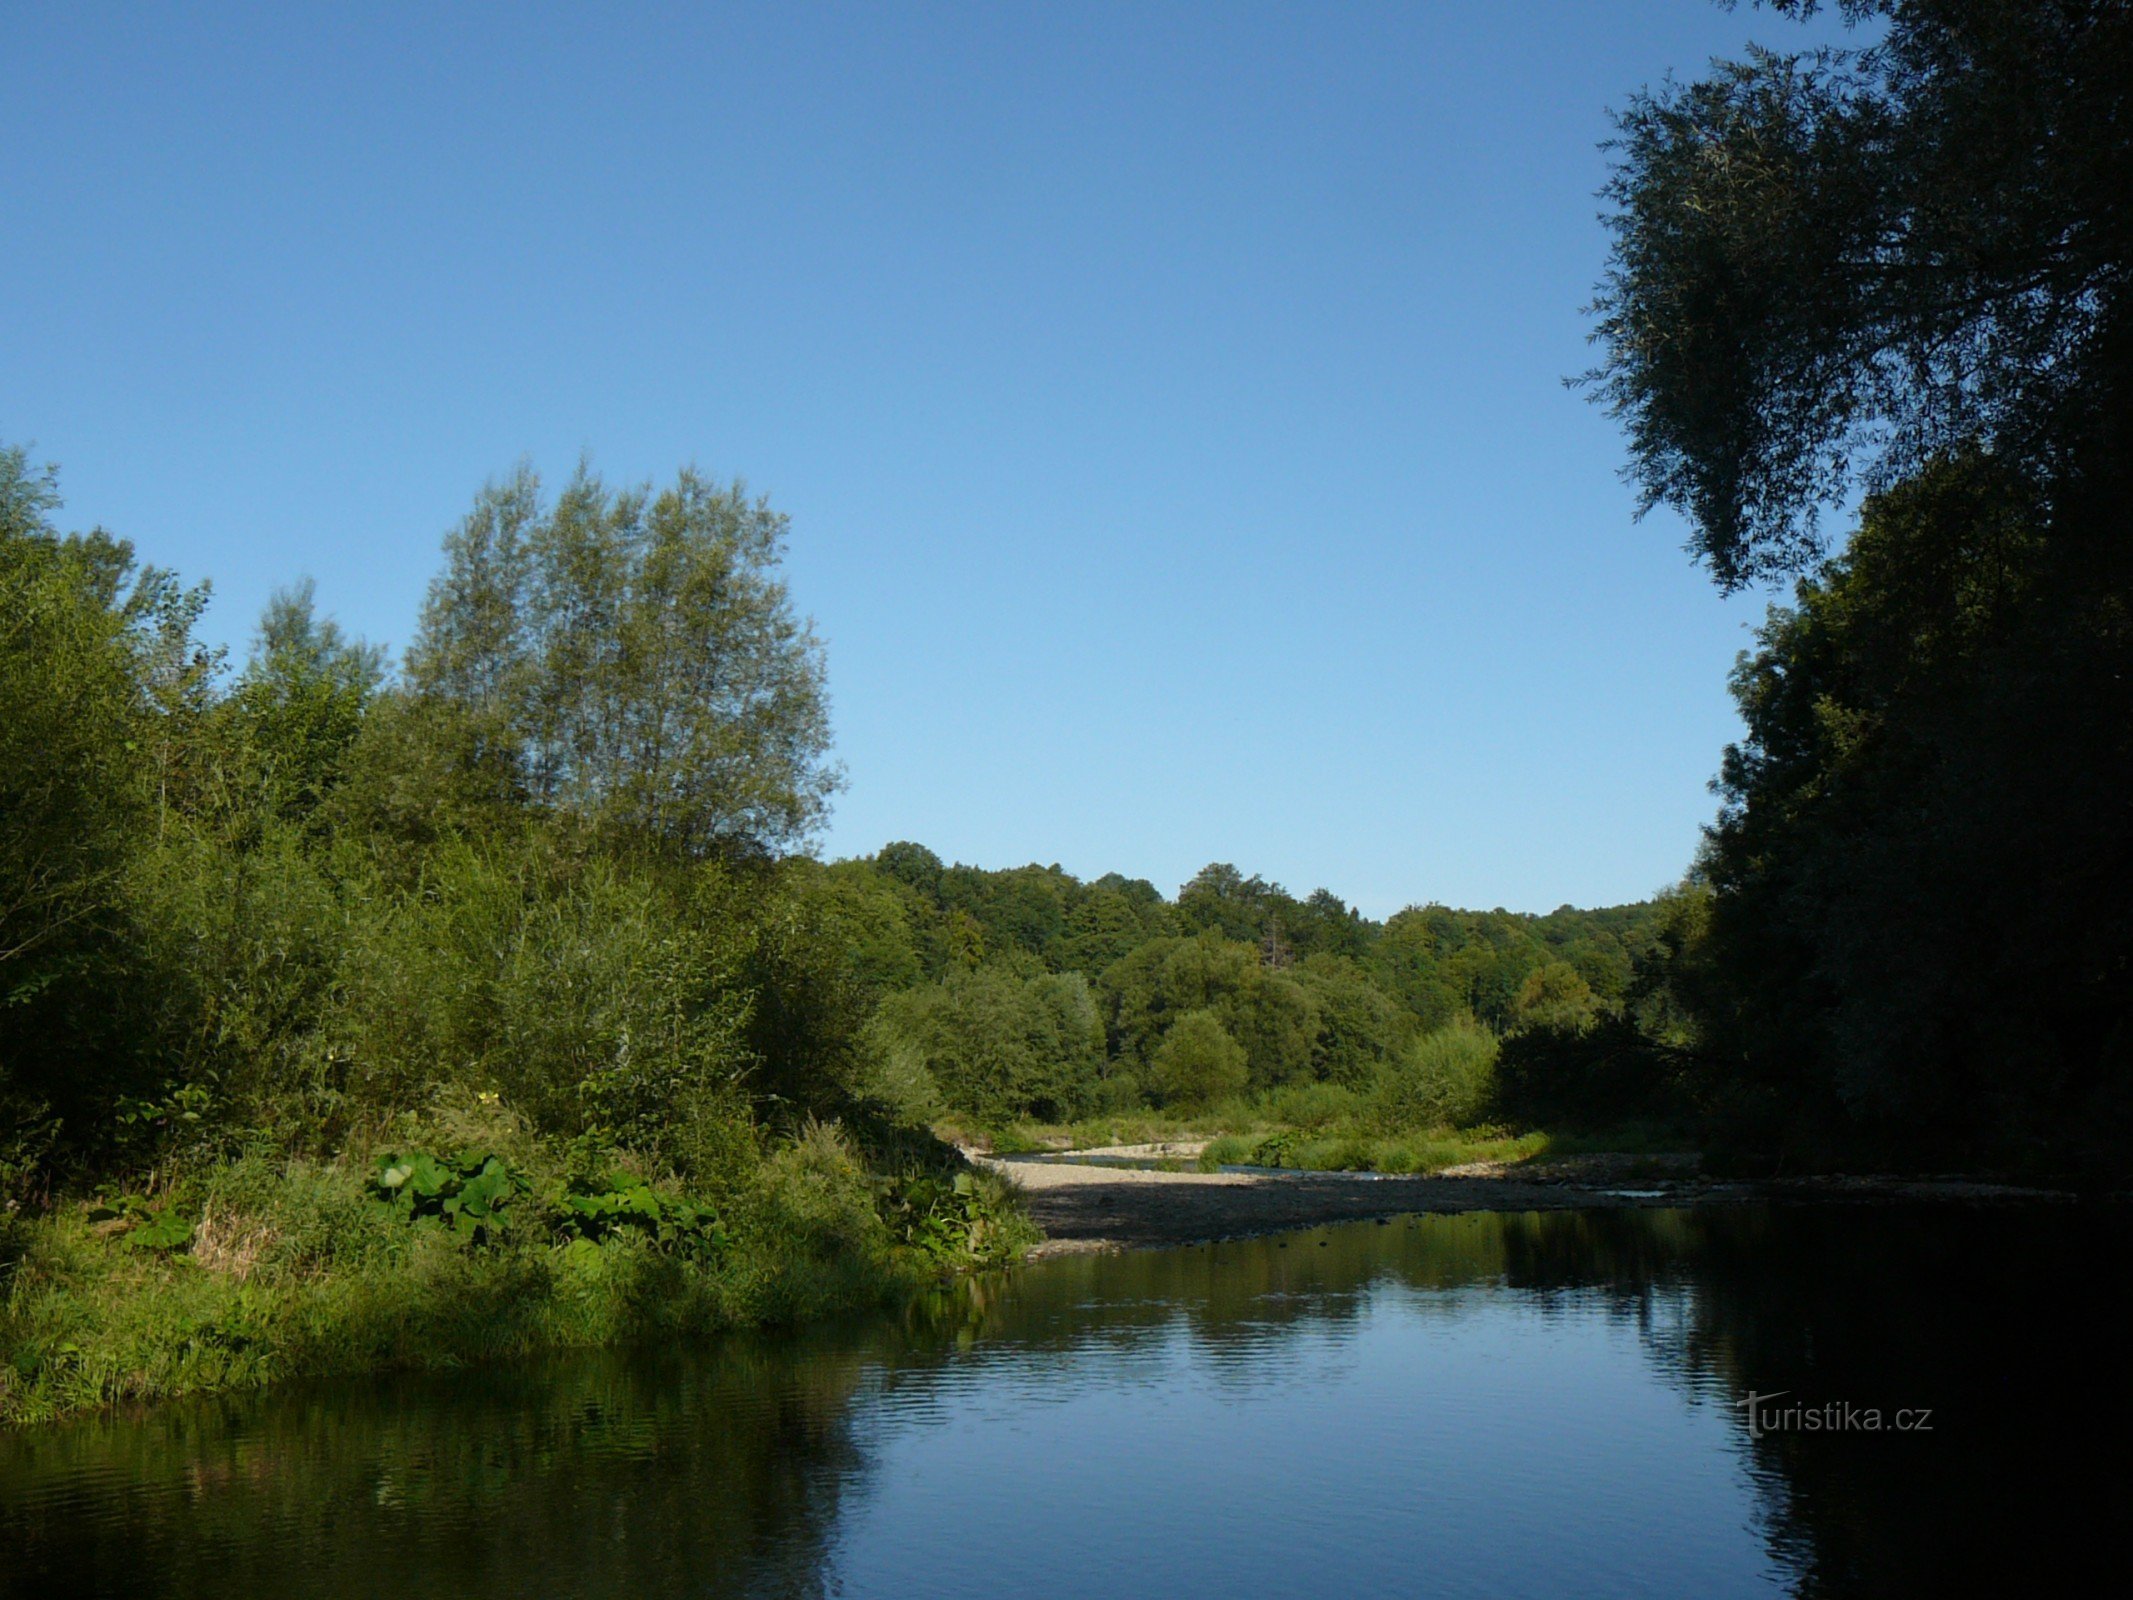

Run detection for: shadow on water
[[3, 1204, 2125, 1597]]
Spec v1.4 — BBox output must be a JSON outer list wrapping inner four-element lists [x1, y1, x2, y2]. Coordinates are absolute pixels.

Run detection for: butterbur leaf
[[124, 1208, 196, 1251]]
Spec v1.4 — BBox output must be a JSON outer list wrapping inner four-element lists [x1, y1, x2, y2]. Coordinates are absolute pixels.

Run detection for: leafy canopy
[[1585, 0, 2132, 587], [407, 462, 840, 856]]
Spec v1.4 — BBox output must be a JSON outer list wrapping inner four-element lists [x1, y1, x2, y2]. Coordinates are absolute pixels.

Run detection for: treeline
[[792, 846, 1683, 1129], [0, 452, 1033, 1423], [0, 427, 1687, 1195], [0, 456, 873, 1177], [1583, 0, 2133, 1171]]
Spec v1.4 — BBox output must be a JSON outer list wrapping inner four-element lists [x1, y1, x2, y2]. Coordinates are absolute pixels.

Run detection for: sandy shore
[[974, 1149, 2075, 1258]]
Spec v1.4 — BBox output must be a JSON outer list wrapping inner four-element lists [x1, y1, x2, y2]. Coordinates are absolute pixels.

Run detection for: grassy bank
[[0, 1114, 1033, 1429], [1194, 1124, 1691, 1175], [960, 1083, 1696, 1178]]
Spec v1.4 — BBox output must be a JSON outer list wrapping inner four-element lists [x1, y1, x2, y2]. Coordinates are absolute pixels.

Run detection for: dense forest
[[798, 847, 1684, 1133], [1583, 0, 2131, 1169]]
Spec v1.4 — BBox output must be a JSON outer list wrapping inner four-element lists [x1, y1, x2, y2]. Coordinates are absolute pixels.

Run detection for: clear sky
[[3, 2, 1857, 917]]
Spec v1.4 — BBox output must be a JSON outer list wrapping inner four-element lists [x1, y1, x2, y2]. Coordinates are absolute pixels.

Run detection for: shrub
[[551, 1168, 728, 1253], [1148, 1010, 1248, 1109], [1372, 1019, 1499, 1129], [1262, 1080, 1364, 1130], [1493, 1013, 1687, 1128]]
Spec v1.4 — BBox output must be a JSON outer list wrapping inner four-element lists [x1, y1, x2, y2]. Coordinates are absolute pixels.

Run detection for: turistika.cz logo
[[1734, 1391, 1935, 1440]]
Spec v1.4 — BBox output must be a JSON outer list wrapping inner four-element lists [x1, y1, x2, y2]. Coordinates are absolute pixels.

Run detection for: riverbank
[[980, 1146, 2079, 1256], [0, 1127, 1034, 1430]]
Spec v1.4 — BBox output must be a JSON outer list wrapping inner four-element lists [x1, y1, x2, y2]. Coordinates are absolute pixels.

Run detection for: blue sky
[[3, 2, 1857, 916]]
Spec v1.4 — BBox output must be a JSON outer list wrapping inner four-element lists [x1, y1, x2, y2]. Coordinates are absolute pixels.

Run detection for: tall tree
[[408, 463, 840, 856], [1588, 1, 2133, 1161], [1586, 0, 2131, 587], [226, 579, 386, 822], [0, 446, 212, 1139]]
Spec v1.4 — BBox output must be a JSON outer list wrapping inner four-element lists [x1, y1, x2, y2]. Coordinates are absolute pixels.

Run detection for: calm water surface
[[3, 1204, 2124, 1598]]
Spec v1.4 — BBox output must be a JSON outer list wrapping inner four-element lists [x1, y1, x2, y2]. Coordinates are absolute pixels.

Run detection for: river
[[3, 1202, 2123, 1597]]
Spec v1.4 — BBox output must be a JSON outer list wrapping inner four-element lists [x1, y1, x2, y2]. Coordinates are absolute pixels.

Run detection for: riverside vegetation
[[0, 457, 1036, 1426], [7, 0, 2128, 1429], [0, 443, 1701, 1426]]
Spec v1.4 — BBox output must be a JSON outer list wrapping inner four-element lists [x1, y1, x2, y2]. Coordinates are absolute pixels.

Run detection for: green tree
[[1372, 1019, 1499, 1130], [1586, 0, 2132, 588], [1586, 1, 2133, 1162], [225, 579, 386, 823], [408, 462, 839, 856], [1148, 1009, 1248, 1110], [1176, 862, 1292, 945], [1691, 458, 2129, 1153], [1294, 957, 1412, 1086], [868, 968, 1101, 1124], [1370, 909, 1464, 1030], [0, 447, 213, 1149], [1510, 961, 1600, 1035]]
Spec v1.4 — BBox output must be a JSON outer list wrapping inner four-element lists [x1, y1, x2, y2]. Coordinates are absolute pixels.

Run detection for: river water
[[3, 1203, 2123, 1597]]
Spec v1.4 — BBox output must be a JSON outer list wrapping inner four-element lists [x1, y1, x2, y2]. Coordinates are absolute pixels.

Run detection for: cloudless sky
[[3, 1, 1860, 916]]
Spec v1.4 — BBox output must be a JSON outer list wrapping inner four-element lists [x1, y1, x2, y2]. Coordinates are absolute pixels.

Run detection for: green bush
[[866, 968, 1103, 1125], [372, 1149, 528, 1241], [1261, 1080, 1364, 1130], [1148, 1010, 1249, 1109], [552, 1168, 728, 1253], [1371, 1019, 1499, 1130]]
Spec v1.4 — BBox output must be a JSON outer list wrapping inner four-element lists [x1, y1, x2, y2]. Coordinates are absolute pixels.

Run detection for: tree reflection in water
[[3, 1204, 2122, 1598]]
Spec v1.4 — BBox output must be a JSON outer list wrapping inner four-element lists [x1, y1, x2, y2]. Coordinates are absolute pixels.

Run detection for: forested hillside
[[800, 847, 1674, 1128]]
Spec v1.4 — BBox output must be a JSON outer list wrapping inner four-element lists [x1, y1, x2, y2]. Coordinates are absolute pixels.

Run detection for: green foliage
[[1260, 1080, 1365, 1131], [1204, 1126, 1564, 1177], [0, 446, 214, 1152], [372, 1150, 528, 1239], [0, 448, 1057, 1427], [1677, 456, 2133, 1161], [326, 838, 757, 1144], [405, 463, 839, 856], [866, 968, 1103, 1125], [1371, 1019, 1500, 1131], [320, 690, 527, 870], [84, 1195, 197, 1253], [821, 844, 1670, 1132], [1510, 961, 1600, 1034], [874, 1167, 1032, 1266], [1582, 5, 2133, 1168], [223, 580, 385, 824], [1494, 1015, 1687, 1132], [1100, 933, 1316, 1089], [1147, 1010, 1248, 1110], [1584, 0, 2131, 587], [552, 1169, 728, 1253], [1294, 957, 1411, 1086], [0, 1129, 954, 1427]]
